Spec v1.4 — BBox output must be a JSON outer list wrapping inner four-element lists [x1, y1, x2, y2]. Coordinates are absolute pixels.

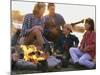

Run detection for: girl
[[69, 18, 96, 69]]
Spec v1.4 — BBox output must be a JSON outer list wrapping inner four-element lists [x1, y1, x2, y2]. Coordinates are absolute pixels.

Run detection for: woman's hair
[[33, 2, 45, 15], [85, 18, 95, 31], [47, 3, 55, 9]]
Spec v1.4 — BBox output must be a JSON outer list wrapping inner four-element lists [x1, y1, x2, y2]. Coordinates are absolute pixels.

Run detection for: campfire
[[20, 45, 48, 64]]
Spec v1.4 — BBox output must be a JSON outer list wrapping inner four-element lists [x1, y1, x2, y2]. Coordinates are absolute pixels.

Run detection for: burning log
[[20, 45, 48, 64]]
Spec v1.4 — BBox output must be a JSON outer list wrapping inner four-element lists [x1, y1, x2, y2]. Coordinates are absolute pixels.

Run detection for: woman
[[69, 18, 96, 69], [20, 2, 46, 48]]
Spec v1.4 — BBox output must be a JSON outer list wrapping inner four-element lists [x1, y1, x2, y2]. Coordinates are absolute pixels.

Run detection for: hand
[[31, 26, 43, 31], [79, 46, 84, 51], [26, 28, 33, 33], [83, 47, 91, 52], [50, 28, 58, 34]]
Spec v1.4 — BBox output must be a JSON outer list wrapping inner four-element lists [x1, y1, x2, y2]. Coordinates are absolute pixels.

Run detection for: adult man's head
[[47, 3, 55, 16]]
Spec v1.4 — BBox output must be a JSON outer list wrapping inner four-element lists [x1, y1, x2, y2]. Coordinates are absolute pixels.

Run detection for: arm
[[21, 15, 32, 36], [73, 35, 79, 47], [59, 15, 65, 27], [79, 33, 86, 50], [84, 43, 95, 51], [84, 32, 96, 51]]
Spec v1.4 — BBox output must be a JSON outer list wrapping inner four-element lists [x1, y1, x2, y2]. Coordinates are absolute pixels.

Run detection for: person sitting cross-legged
[[54, 24, 79, 67], [69, 18, 96, 69]]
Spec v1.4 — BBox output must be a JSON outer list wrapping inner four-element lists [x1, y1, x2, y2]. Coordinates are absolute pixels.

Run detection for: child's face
[[84, 23, 91, 30], [62, 27, 70, 35]]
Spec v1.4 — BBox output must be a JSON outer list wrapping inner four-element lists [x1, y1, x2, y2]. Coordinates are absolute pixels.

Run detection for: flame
[[20, 45, 48, 64]]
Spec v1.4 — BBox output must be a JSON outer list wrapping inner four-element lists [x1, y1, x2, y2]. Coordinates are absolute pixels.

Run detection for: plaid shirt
[[80, 31, 96, 58]]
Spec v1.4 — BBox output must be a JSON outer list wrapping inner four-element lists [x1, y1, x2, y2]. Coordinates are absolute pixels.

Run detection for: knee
[[78, 57, 85, 64], [32, 29, 40, 34], [69, 47, 76, 53]]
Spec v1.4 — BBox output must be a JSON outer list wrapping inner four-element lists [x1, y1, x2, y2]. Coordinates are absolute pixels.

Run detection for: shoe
[[74, 62, 90, 69], [73, 62, 81, 68]]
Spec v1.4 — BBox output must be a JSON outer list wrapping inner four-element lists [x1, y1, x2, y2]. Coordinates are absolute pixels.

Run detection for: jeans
[[69, 47, 95, 68]]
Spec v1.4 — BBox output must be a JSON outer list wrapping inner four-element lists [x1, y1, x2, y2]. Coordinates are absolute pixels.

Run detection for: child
[[69, 18, 96, 69], [55, 24, 79, 67], [55, 24, 79, 53]]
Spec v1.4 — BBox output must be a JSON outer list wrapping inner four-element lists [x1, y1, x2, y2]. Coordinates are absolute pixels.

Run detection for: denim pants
[[69, 47, 95, 68]]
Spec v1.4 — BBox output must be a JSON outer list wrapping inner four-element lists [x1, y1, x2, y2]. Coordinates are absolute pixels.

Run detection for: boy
[[55, 24, 79, 67]]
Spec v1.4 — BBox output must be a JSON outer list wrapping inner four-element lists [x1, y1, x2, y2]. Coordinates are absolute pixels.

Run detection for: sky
[[12, 1, 95, 24]]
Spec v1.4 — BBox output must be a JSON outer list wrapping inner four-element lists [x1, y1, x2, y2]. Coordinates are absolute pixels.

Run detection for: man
[[43, 3, 65, 42]]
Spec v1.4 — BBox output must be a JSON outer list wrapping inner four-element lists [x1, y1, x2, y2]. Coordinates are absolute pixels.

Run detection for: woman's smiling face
[[39, 7, 45, 16]]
